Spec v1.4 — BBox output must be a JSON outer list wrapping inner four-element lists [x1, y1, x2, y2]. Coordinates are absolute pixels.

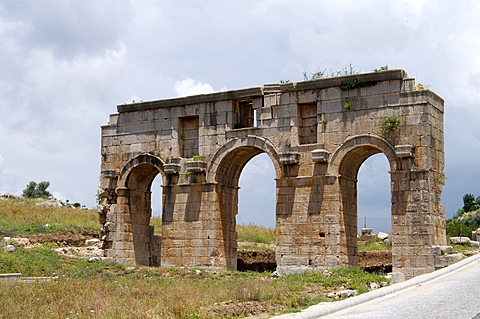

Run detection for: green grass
[[0, 245, 61, 276], [0, 198, 99, 236], [0, 199, 390, 318], [448, 242, 478, 254], [237, 223, 275, 244], [358, 238, 391, 251], [0, 248, 387, 319]]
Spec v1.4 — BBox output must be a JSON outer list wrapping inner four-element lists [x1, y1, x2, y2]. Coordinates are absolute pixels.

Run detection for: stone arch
[[100, 70, 446, 278], [119, 154, 166, 189], [207, 136, 281, 270], [329, 134, 397, 178], [207, 136, 282, 185], [329, 135, 398, 266], [117, 154, 165, 266]]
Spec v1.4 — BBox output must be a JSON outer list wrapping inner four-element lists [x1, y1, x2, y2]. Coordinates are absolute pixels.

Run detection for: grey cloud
[[0, 0, 133, 59]]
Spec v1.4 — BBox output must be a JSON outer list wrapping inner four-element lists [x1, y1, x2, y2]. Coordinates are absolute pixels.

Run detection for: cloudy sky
[[1, 1, 479, 231]]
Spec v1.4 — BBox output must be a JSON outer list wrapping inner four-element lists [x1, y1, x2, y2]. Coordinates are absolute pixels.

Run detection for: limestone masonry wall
[[98, 69, 446, 279]]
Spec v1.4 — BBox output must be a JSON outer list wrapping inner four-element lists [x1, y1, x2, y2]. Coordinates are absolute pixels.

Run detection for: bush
[[446, 216, 479, 237], [22, 181, 52, 199]]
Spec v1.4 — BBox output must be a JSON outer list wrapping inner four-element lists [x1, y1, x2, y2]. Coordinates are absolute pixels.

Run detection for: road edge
[[271, 252, 480, 319]]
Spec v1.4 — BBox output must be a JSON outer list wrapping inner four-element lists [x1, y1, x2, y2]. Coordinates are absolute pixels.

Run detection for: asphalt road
[[273, 254, 480, 319], [321, 257, 480, 319]]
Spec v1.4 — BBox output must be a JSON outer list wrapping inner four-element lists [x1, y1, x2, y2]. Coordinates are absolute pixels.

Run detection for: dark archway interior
[[126, 163, 162, 266]]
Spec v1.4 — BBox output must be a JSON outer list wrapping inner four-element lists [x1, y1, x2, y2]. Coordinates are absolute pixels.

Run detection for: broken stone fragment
[[1, 245, 15, 252], [377, 232, 389, 240]]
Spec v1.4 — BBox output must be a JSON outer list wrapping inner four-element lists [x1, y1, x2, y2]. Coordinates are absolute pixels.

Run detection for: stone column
[[391, 170, 441, 279], [106, 187, 136, 266], [276, 176, 341, 274], [161, 182, 235, 270]]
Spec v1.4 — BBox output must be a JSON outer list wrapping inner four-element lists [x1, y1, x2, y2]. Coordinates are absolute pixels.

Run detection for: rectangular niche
[[233, 100, 254, 129], [299, 103, 318, 145], [179, 116, 199, 158]]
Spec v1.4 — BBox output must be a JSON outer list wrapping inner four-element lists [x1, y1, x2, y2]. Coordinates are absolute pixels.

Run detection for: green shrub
[[382, 115, 403, 132], [446, 218, 478, 237], [22, 181, 52, 199]]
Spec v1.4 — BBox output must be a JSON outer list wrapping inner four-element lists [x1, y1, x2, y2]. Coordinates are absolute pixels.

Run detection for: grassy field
[[0, 198, 389, 318], [0, 198, 99, 236]]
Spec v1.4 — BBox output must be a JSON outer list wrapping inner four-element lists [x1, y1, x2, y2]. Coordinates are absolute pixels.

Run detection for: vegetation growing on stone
[[382, 115, 403, 132]]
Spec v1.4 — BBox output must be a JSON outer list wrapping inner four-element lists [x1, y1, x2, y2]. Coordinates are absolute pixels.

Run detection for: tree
[[462, 193, 479, 213], [22, 181, 53, 199]]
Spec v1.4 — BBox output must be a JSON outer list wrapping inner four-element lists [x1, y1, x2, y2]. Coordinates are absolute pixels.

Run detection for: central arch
[[210, 136, 281, 270]]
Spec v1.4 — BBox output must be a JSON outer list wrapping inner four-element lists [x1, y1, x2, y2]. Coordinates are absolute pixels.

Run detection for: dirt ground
[[237, 249, 392, 272], [26, 230, 100, 246]]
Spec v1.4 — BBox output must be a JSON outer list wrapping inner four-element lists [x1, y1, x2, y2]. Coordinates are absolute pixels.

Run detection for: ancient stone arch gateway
[[99, 69, 446, 279]]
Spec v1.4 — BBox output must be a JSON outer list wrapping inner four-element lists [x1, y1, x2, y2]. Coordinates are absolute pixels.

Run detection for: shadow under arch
[[209, 136, 281, 270], [329, 135, 398, 265], [118, 154, 165, 266]]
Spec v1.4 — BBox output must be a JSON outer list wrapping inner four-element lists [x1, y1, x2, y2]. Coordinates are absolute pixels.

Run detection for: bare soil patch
[[237, 249, 276, 272], [26, 230, 100, 246], [238, 248, 392, 272]]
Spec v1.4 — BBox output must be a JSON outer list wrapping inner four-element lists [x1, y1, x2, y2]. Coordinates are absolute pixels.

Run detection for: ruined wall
[[98, 69, 446, 279]]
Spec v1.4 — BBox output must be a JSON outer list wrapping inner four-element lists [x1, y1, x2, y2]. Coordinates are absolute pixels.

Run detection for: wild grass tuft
[[237, 223, 275, 244], [358, 238, 391, 251]]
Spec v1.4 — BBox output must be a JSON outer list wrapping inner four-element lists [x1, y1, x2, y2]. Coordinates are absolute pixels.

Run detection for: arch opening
[[125, 161, 164, 267], [357, 154, 392, 234], [337, 144, 395, 268], [238, 153, 276, 228], [216, 147, 277, 272]]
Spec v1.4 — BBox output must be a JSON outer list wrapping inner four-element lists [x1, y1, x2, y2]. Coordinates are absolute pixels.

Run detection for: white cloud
[[174, 78, 216, 97]]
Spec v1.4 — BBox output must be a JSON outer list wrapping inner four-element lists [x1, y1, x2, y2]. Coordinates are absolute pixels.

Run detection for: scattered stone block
[[449, 237, 470, 244], [0, 273, 22, 285], [85, 238, 101, 246], [36, 200, 63, 208], [361, 228, 373, 235], [0, 237, 10, 246], [1, 245, 15, 252], [377, 232, 389, 240], [1, 192, 20, 199], [469, 241, 480, 248], [370, 282, 381, 290], [434, 253, 463, 269], [472, 228, 480, 242], [385, 272, 405, 284], [431, 245, 453, 255]]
